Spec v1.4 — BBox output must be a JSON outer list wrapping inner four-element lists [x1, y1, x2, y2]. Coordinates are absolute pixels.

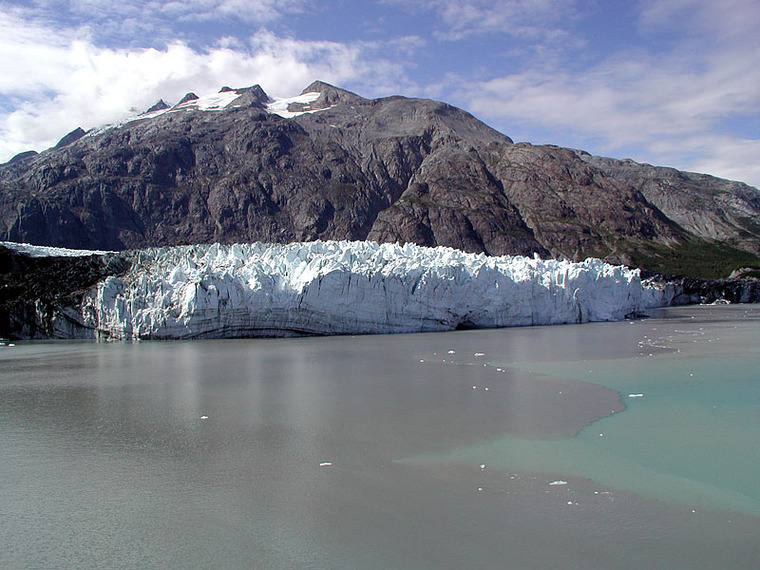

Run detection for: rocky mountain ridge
[[2, 80, 759, 278]]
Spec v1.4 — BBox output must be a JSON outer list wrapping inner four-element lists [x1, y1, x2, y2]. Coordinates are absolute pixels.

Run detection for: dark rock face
[[55, 127, 86, 149], [0, 245, 130, 339], [1, 81, 759, 278], [176, 92, 199, 105], [642, 270, 760, 305], [144, 100, 170, 114], [3, 150, 38, 165]]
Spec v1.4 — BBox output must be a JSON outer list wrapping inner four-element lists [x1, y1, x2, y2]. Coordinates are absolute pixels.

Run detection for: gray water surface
[[1, 306, 758, 569]]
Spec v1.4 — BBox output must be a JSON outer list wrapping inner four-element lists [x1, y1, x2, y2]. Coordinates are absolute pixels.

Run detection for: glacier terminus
[[4, 240, 671, 340]]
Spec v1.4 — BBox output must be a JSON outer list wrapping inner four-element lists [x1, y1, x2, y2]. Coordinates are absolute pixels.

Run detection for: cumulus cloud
[[455, 0, 760, 187], [0, 11, 413, 162]]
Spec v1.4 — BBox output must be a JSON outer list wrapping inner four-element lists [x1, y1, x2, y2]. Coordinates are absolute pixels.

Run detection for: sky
[[1, 0, 758, 188]]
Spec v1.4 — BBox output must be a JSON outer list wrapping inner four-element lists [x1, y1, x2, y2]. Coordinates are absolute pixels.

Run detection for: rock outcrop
[[0, 244, 130, 338]]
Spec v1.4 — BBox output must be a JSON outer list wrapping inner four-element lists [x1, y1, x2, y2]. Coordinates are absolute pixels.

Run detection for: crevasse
[[71, 240, 668, 340]]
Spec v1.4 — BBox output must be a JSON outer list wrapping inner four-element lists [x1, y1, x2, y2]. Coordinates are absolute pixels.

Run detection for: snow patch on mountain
[[64, 240, 667, 340], [267, 91, 330, 118], [179, 90, 242, 111], [90, 88, 327, 136]]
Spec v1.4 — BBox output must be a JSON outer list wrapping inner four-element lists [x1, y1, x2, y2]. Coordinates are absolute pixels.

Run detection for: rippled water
[[1, 305, 758, 569]]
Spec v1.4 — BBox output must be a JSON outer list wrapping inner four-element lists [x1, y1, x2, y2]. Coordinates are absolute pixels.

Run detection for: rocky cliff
[[2, 81, 759, 278]]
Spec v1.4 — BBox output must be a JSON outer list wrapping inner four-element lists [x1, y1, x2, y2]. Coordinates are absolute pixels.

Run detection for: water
[[1, 305, 758, 569]]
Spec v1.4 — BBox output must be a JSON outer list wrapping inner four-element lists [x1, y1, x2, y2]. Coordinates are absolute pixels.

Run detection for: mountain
[[2, 81, 759, 278]]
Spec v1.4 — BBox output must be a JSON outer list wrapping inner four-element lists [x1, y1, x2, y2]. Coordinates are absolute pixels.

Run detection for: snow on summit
[[178, 90, 242, 111], [102, 86, 330, 132], [266, 91, 324, 118]]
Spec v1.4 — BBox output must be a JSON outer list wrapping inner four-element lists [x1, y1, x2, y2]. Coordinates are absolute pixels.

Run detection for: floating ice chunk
[[549, 480, 568, 486], [628, 393, 644, 398], [319, 462, 333, 467], [200, 415, 208, 420], [474, 352, 485, 357]]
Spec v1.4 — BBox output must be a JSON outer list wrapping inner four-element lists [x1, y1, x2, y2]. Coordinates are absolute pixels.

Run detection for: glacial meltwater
[[1, 305, 758, 569]]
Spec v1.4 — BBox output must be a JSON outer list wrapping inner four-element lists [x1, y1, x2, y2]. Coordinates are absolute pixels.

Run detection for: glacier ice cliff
[[40, 240, 669, 340]]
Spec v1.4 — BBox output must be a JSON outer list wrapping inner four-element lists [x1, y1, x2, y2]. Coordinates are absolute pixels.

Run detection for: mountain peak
[[176, 92, 199, 106], [54, 127, 86, 149], [3, 150, 37, 165], [301, 81, 363, 108], [144, 99, 170, 114], [233, 84, 269, 107]]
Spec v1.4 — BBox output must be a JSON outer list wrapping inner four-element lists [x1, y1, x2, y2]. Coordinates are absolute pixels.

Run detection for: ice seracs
[[43, 239, 669, 340], [4, 240, 669, 340]]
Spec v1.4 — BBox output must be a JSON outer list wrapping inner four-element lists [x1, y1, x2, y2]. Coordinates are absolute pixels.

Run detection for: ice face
[[65, 240, 668, 340]]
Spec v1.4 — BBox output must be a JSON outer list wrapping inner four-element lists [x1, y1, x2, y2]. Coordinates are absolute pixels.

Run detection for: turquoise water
[[408, 305, 760, 517]]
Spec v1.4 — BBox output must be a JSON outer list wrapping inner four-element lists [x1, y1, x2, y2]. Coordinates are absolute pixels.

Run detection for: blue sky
[[1, 0, 758, 188]]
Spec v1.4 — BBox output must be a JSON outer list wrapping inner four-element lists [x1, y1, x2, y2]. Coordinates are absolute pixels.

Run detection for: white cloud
[[0, 11, 413, 162], [455, 0, 760, 187], [688, 137, 760, 189], [638, 0, 760, 42], [3, 0, 311, 48]]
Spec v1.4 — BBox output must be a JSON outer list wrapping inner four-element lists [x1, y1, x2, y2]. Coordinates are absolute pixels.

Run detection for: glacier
[[28, 240, 669, 340]]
